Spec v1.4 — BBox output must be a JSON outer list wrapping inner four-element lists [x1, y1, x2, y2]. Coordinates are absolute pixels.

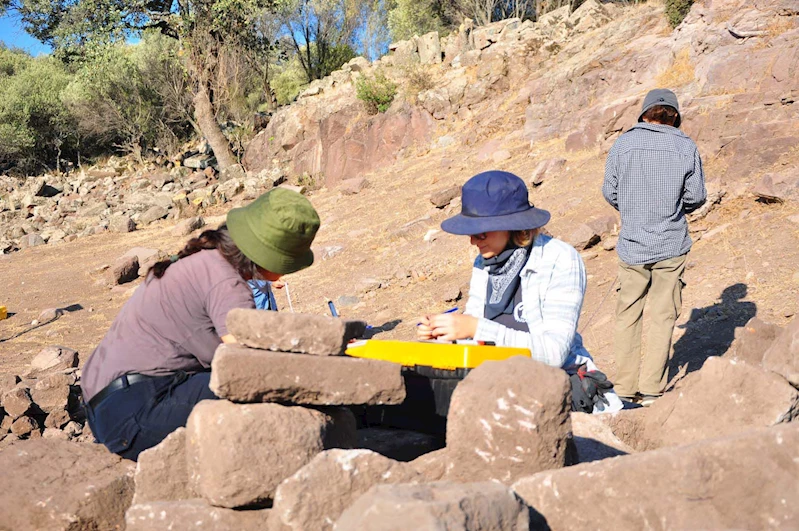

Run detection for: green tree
[[0, 53, 75, 172], [387, 0, 445, 41], [10, 0, 278, 169], [279, 0, 363, 82], [665, 0, 693, 28]]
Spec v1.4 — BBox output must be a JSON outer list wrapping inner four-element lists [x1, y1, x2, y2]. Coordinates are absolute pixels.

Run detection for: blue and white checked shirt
[[465, 234, 593, 369], [603, 122, 706, 265]]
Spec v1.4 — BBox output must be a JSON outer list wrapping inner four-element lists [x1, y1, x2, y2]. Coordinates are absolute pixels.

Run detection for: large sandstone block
[[444, 356, 571, 484], [0, 439, 135, 530], [272, 449, 426, 531], [31, 373, 75, 414], [334, 481, 530, 530], [226, 309, 367, 356], [126, 499, 270, 530], [210, 344, 405, 405], [1, 386, 32, 418], [133, 428, 196, 505], [513, 423, 799, 531], [570, 411, 634, 463], [186, 400, 332, 508], [725, 316, 781, 366], [26, 345, 78, 377], [641, 357, 799, 449], [762, 316, 799, 387]]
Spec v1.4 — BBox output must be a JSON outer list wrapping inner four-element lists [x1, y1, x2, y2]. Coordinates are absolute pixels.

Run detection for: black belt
[[88, 373, 155, 410]]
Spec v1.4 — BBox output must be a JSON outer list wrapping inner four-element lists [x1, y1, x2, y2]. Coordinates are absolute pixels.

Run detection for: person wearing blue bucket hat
[[418, 170, 622, 414]]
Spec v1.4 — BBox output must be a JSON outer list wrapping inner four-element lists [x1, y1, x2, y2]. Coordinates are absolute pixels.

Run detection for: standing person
[[81, 188, 320, 460], [418, 170, 622, 414], [602, 88, 706, 406]]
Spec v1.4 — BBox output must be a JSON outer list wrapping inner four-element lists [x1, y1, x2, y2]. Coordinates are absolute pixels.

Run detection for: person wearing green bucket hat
[[81, 188, 320, 460]]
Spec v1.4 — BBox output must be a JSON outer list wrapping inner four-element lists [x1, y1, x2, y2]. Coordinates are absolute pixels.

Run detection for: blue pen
[[327, 301, 339, 318], [417, 307, 458, 326]]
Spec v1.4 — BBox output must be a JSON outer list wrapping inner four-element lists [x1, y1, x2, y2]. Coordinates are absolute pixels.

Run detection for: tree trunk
[[193, 83, 237, 170]]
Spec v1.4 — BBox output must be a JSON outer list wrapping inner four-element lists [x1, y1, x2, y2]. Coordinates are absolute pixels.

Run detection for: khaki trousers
[[613, 254, 686, 397]]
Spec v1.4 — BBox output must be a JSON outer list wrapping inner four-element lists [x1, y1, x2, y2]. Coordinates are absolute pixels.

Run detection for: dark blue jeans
[[85, 372, 218, 461]]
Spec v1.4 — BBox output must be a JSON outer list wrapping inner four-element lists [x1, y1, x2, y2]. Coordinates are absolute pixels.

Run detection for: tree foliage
[[355, 69, 396, 113], [387, 0, 446, 41], [665, 0, 693, 28]]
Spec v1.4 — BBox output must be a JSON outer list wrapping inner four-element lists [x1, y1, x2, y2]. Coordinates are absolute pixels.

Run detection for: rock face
[[133, 428, 196, 504], [444, 356, 572, 484], [0, 439, 135, 530], [126, 499, 270, 530], [225, 309, 367, 355], [272, 449, 426, 531], [186, 400, 333, 508], [210, 344, 406, 405], [334, 481, 531, 530], [762, 317, 799, 387], [513, 423, 799, 531], [641, 357, 799, 450], [570, 411, 634, 463]]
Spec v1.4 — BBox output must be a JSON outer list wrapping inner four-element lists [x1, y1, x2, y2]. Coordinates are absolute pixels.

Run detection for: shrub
[[356, 71, 397, 114], [665, 0, 694, 28]]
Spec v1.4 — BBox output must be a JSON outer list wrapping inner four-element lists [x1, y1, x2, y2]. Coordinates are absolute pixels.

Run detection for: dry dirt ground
[[2, 128, 798, 384]]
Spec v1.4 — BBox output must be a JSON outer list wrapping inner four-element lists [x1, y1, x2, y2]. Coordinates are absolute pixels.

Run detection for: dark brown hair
[[642, 105, 679, 127], [148, 224, 262, 281]]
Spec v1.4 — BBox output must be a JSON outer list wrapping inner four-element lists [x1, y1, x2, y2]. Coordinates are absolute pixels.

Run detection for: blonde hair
[[511, 228, 539, 247]]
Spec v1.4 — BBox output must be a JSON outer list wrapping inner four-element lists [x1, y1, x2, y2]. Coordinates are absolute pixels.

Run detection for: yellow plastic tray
[[345, 339, 531, 370]]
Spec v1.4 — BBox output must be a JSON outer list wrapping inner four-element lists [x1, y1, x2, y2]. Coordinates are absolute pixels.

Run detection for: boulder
[[225, 309, 367, 356], [219, 163, 246, 183], [186, 400, 333, 508], [27, 345, 78, 376], [725, 316, 782, 366], [210, 344, 405, 406], [444, 356, 571, 484], [10, 415, 39, 437], [126, 499, 270, 530], [172, 216, 205, 237], [138, 205, 169, 226], [133, 428, 196, 505], [30, 373, 74, 413], [762, 317, 799, 387], [334, 481, 530, 530], [530, 158, 566, 186], [430, 185, 461, 208], [416, 31, 442, 64], [1, 386, 32, 418], [338, 177, 370, 195], [19, 233, 45, 249], [570, 411, 634, 463], [566, 224, 601, 250], [0, 439, 134, 530], [109, 215, 136, 233], [586, 215, 618, 237], [641, 357, 799, 450], [513, 423, 799, 531], [44, 407, 71, 430], [271, 449, 425, 531], [110, 254, 139, 285], [0, 373, 20, 396], [120, 246, 162, 266]]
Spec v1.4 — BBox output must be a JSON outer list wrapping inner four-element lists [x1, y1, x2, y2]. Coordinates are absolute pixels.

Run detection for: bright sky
[[0, 13, 50, 55]]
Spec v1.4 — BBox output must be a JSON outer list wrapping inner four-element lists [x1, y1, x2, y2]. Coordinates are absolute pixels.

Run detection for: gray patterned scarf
[[483, 244, 531, 320]]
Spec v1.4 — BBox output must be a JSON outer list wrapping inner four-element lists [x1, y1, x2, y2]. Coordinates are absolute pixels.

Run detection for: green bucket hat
[[227, 188, 320, 275]]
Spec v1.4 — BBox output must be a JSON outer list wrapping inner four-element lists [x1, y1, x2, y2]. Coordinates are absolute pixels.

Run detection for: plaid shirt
[[466, 234, 594, 369], [603, 123, 706, 265]]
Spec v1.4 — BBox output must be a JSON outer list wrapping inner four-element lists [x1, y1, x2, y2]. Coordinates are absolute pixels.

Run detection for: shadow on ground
[[669, 283, 756, 380]]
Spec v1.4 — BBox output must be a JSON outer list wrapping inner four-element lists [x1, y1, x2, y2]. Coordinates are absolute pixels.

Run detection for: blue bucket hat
[[441, 171, 551, 235]]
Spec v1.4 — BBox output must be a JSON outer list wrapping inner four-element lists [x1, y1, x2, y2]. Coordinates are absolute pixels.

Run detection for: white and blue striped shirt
[[466, 234, 593, 370]]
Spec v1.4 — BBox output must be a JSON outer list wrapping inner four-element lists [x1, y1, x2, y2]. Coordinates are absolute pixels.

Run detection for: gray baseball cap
[[638, 88, 681, 128]]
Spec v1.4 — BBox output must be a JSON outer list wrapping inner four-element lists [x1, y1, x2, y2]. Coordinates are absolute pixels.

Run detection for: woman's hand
[[416, 316, 434, 340], [271, 280, 286, 289], [417, 313, 478, 341]]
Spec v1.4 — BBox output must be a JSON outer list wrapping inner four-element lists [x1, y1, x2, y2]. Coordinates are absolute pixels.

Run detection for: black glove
[[569, 373, 593, 413], [579, 367, 614, 408]]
